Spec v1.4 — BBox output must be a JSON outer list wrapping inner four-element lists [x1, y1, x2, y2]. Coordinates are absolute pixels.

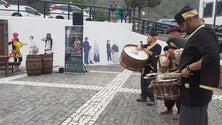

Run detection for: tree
[[124, 0, 162, 32]]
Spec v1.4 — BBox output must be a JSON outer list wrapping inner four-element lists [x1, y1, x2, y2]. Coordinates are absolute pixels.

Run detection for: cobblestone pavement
[[0, 65, 221, 125]]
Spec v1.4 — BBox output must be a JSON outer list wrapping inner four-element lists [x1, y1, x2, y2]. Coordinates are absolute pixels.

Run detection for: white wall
[[0, 16, 167, 67]]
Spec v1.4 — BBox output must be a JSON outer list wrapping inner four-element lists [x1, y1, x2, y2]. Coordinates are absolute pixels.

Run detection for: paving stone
[[0, 65, 221, 125]]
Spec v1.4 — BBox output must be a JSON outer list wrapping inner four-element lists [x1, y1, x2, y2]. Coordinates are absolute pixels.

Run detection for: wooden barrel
[[26, 55, 42, 76], [40, 54, 53, 74]]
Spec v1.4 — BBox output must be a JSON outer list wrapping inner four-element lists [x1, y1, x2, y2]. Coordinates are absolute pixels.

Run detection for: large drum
[[152, 79, 180, 100], [119, 44, 148, 71]]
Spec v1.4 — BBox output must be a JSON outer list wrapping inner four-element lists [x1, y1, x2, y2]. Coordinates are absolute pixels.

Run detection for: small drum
[[152, 79, 180, 100], [119, 44, 148, 71], [144, 73, 159, 79], [163, 72, 181, 81]]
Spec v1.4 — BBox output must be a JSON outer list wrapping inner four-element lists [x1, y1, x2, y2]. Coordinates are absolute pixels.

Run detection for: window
[[25, 7, 40, 16], [216, 1, 222, 16], [0, 0, 7, 5], [203, 2, 213, 18], [70, 5, 81, 13], [57, 5, 67, 11]]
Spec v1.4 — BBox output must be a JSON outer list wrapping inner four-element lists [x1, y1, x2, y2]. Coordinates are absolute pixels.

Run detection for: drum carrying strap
[[141, 63, 154, 74], [147, 43, 156, 50], [141, 43, 157, 74]]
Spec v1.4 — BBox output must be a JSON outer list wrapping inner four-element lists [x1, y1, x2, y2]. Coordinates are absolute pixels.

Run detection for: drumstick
[[164, 72, 193, 76], [140, 41, 143, 49], [155, 55, 166, 58], [163, 72, 181, 77]]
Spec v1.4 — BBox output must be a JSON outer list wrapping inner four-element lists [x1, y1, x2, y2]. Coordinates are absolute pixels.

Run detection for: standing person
[[29, 36, 39, 55], [136, 31, 162, 106], [117, 7, 124, 23], [123, 7, 128, 23], [10, 33, 27, 71], [106, 40, 112, 61], [88, 40, 94, 64], [160, 44, 183, 120], [174, 6, 220, 125], [83, 37, 90, 65], [42, 33, 53, 54], [166, 27, 186, 48], [111, 42, 119, 64], [8, 32, 19, 61], [110, 0, 117, 22], [94, 41, 100, 62], [160, 27, 186, 120]]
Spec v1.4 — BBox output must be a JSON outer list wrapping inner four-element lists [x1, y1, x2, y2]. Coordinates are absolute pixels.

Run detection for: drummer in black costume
[[136, 31, 162, 106], [174, 6, 220, 125], [160, 27, 186, 120]]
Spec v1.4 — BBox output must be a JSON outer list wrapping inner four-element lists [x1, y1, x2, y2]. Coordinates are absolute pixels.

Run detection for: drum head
[[146, 73, 159, 77], [124, 45, 148, 60], [156, 79, 178, 83]]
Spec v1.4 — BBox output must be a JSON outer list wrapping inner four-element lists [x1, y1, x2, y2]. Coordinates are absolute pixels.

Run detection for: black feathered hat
[[174, 6, 198, 25]]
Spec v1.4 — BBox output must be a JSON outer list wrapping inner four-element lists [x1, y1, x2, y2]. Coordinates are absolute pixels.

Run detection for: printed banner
[[64, 26, 85, 73]]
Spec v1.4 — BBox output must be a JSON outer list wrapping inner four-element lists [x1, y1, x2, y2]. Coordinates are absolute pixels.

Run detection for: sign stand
[[64, 26, 85, 74]]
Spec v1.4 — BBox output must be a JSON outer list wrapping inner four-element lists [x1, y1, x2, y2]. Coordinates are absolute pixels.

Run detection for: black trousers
[[164, 98, 180, 113], [140, 73, 154, 101], [14, 57, 22, 64], [179, 104, 208, 125]]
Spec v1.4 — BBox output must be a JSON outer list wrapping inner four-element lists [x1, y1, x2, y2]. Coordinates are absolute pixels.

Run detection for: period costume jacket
[[142, 43, 162, 74], [178, 25, 220, 107]]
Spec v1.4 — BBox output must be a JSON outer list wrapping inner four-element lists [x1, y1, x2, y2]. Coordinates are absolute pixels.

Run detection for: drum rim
[[152, 79, 179, 85], [123, 44, 148, 60]]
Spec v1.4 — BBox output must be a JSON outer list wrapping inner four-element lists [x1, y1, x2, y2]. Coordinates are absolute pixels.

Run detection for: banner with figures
[[64, 26, 85, 74]]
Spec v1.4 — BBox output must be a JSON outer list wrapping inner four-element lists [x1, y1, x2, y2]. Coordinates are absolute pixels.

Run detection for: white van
[[0, 0, 45, 17], [49, 4, 91, 20]]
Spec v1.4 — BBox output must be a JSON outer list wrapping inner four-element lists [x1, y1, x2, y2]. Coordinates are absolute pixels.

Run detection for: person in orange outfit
[[8, 32, 19, 61], [9, 32, 27, 71]]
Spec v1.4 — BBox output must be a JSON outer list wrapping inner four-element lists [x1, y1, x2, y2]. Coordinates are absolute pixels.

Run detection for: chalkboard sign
[[64, 26, 85, 74]]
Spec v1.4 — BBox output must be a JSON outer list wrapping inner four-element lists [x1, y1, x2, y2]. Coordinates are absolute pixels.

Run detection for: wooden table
[[0, 55, 10, 77]]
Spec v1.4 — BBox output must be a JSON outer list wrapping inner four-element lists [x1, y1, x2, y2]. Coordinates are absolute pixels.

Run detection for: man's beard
[[186, 22, 195, 35]]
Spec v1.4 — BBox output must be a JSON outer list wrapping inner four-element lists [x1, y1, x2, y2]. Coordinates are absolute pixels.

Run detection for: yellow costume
[[13, 41, 25, 58]]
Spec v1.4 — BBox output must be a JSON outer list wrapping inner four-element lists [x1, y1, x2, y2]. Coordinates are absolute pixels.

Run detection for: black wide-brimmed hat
[[174, 5, 198, 25]]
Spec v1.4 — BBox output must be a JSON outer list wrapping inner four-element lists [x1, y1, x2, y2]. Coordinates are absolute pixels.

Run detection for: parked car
[[157, 19, 177, 25], [49, 4, 91, 20], [0, 0, 8, 5], [0, 0, 46, 18], [155, 19, 178, 34]]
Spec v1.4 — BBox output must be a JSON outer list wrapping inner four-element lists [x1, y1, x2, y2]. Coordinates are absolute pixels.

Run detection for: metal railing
[[7, 0, 222, 39], [131, 17, 178, 35], [28, 0, 132, 22]]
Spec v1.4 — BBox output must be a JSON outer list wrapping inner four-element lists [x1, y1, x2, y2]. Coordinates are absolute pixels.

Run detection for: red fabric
[[8, 38, 17, 45], [75, 45, 81, 51], [167, 27, 182, 34]]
